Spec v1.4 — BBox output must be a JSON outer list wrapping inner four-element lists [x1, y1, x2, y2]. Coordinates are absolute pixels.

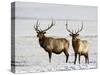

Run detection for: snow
[[13, 36, 97, 73]]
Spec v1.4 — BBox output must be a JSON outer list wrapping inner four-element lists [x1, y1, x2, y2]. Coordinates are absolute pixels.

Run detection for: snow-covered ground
[[13, 18, 97, 73], [12, 36, 97, 73]]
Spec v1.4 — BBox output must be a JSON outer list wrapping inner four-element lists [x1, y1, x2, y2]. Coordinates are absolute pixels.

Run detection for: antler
[[34, 20, 40, 32], [75, 21, 83, 34], [34, 19, 55, 32], [42, 19, 55, 32], [65, 20, 73, 34]]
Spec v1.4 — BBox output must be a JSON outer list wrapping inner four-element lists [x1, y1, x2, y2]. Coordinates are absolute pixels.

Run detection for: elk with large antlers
[[66, 21, 89, 64], [34, 20, 69, 63]]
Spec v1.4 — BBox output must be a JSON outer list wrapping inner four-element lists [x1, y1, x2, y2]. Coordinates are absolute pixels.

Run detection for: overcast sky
[[12, 2, 97, 37], [11, 2, 97, 21]]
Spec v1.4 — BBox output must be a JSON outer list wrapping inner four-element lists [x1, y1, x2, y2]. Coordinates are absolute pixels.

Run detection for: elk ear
[[76, 34, 79, 36], [43, 32, 46, 34], [37, 32, 39, 33], [69, 34, 72, 36]]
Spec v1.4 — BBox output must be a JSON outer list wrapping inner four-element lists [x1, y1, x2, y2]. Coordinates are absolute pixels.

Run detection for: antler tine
[[76, 21, 83, 34], [65, 20, 73, 34], [43, 19, 55, 32], [37, 22, 43, 31], [75, 30, 77, 34], [34, 20, 40, 32]]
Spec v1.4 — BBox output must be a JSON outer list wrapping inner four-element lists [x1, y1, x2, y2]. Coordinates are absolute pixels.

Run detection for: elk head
[[34, 20, 55, 39], [65, 21, 83, 39]]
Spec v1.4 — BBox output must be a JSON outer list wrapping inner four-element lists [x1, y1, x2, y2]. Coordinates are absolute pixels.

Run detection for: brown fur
[[66, 22, 89, 64], [38, 34, 69, 63], [70, 34, 89, 64], [34, 20, 69, 63]]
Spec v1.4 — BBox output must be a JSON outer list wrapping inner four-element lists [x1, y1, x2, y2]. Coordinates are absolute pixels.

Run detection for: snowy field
[[12, 19, 97, 73], [12, 36, 97, 73]]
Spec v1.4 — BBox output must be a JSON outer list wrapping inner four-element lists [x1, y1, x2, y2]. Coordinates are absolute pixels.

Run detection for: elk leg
[[87, 54, 89, 64], [66, 54, 69, 63], [48, 52, 52, 63], [74, 53, 77, 64], [85, 53, 89, 64], [85, 56, 87, 64], [64, 50, 69, 63], [86, 53, 89, 64], [79, 54, 81, 64]]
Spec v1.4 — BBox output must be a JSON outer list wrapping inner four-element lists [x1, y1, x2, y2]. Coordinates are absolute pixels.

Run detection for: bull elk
[[34, 20, 69, 63], [66, 21, 89, 64]]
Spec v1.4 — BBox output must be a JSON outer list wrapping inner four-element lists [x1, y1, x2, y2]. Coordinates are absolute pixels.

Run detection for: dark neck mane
[[72, 37, 80, 52], [39, 35, 47, 48]]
